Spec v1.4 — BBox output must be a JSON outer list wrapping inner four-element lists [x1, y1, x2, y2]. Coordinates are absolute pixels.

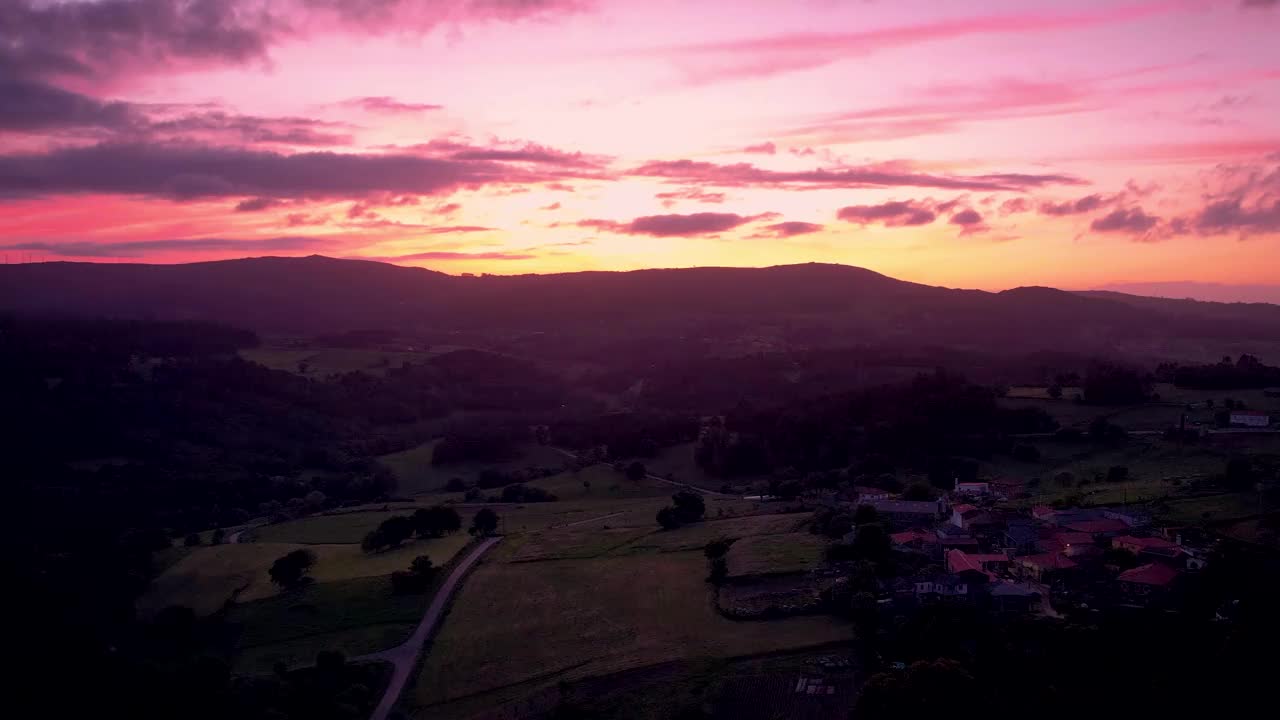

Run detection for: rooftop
[[1066, 518, 1129, 534], [1019, 553, 1078, 571], [1118, 563, 1180, 586]]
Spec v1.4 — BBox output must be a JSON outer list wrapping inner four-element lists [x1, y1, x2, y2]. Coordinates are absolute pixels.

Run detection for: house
[[889, 529, 932, 549], [954, 481, 991, 497], [1004, 520, 1041, 554], [870, 498, 947, 528], [1113, 535, 1184, 562], [935, 524, 980, 551], [989, 582, 1042, 614], [947, 549, 1009, 577], [1038, 531, 1095, 557], [913, 572, 986, 604], [1101, 508, 1152, 529], [854, 486, 893, 502], [1229, 409, 1271, 427], [1116, 563, 1180, 606], [1031, 505, 1058, 522], [1016, 553, 1078, 583], [1065, 518, 1129, 539]]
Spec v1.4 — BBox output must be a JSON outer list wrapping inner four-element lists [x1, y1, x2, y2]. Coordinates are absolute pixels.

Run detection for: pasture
[[377, 439, 569, 495], [407, 551, 849, 715], [724, 533, 829, 578]]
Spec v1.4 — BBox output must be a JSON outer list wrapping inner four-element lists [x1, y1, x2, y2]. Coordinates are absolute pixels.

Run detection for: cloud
[[360, 249, 535, 262], [338, 96, 443, 114], [631, 159, 1081, 192], [1090, 207, 1160, 234], [1193, 199, 1280, 235], [999, 197, 1032, 215], [0, 79, 138, 132], [579, 212, 758, 237], [653, 4, 1169, 85], [235, 197, 286, 212], [540, 202, 561, 210], [399, 138, 611, 168], [1038, 193, 1112, 216], [950, 209, 983, 226], [655, 187, 728, 207], [837, 200, 936, 227], [0, 142, 589, 201], [1, 0, 588, 84], [742, 142, 777, 155], [755, 221, 824, 238], [0, 78, 355, 146], [1242, 1, 1278, 8], [0, 236, 329, 258]]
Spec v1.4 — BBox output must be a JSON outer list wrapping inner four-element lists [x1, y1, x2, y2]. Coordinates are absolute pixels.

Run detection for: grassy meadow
[[377, 439, 569, 495]]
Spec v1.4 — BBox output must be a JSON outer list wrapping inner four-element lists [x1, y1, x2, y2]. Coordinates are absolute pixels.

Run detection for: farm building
[[870, 498, 947, 528], [1228, 410, 1271, 427]]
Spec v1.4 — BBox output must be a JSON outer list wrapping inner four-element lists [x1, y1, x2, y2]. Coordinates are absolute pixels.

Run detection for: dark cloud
[[0, 142, 585, 201], [1090, 207, 1160, 234], [0, 236, 327, 258], [655, 187, 727, 207], [339, 96, 444, 114], [0, 78, 354, 146], [1242, 0, 1278, 8], [631, 159, 1082, 192], [1038, 193, 1111, 216], [837, 200, 936, 227], [235, 197, 286, 212], [742, 142, 777, 155], [950, 209, 984, 225], [1193, 198, 1280, 234], [1, 0, 587, 84], [757, 221, 824, 237], [0, 79, 138, 132], [147, 111, 355, 146], [579, 212, 757, 237]]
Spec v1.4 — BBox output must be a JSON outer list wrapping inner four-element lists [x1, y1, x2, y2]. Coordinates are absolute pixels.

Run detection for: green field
[[377, 440, 569, 495], [641, 443, 766, 493], [619, 513, 809, 554], [1158, 492, 1267, 525], [407, 551, 849, 716], [724, 533, 829, 577]]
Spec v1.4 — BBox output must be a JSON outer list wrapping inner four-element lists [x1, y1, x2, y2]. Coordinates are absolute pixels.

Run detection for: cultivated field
[[407, 551, 849, 716], [377, 440, 569, 495], [725, 533, 829, 578]]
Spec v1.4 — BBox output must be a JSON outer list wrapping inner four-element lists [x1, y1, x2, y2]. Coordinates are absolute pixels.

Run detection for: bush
[[656, 506, 681, 530], [184, 532, 201, 547], [708, 557, 728, 585], [444, 478, 468, 492], [704, 538, 732, 559], [269, 549, 316, 588], [1106, 465, 1129, 483], [671, 491, 705, 523]]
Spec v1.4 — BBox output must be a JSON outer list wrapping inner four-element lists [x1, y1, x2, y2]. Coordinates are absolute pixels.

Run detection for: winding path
[[356, 536, 503, 720]]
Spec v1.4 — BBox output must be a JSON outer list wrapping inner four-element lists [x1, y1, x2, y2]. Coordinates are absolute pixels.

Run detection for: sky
[[1, 0, 1279, 294]]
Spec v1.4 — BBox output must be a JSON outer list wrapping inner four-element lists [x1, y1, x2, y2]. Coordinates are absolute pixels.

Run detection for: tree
[[853, 504, 879, 525], [444, 477, 467, 492], [211, 528, 225, 545], [857, 658, 975, 719], [361, 530, 386, 554], [1048, 384, 1063, 399], [852, 523, 891, 562], [1106, 465, 1129, 483], [375, 515, 414, 547], [671, 491, 705, 523], [656, 506, 681, 530], [413, 506, 462, 538], [1012, 444, 1040, 462], [470, 508, 499, 536], [704, 538, 732, 559], [184, 532, 201, 547], [410, 555, 435, 577], [903, 483, 934, 501], [1101, 547, 1139, 569], [269, 549, 316, 588], [708, 557, 728, 585], [625, 461, 647, 482]]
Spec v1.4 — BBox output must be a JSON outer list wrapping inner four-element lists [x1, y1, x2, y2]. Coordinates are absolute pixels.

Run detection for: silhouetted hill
[[2, 257, 1278, 359]]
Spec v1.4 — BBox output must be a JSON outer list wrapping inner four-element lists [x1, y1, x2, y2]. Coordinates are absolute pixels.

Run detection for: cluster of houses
[[847, 481, 1209, 614]]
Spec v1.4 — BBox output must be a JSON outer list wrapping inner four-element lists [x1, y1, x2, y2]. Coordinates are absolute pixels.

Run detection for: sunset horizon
[[3, 0, 1279, 291]]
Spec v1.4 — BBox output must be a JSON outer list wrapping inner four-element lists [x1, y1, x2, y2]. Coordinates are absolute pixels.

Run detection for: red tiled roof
[[1019, 553, 1078, 571], [1115, 535, 1180, 551], [1053, 532, 1094, 546], [1032, 506, 1056, 519], [1066, 519, 1129, 534], [1118, 563, 1180, 586], [952, 504, 976, 515], [890, 530, 930, 545]]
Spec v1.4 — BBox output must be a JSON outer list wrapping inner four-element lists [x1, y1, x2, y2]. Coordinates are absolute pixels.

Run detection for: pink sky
[[1, 0, 1278, 292]]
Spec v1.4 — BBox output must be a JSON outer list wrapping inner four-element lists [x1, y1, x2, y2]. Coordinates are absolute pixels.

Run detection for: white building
[[1229, 410, 1270, 427]]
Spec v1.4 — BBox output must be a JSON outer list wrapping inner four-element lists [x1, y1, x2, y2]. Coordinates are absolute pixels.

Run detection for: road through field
[[357, 536, 502, 720]]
